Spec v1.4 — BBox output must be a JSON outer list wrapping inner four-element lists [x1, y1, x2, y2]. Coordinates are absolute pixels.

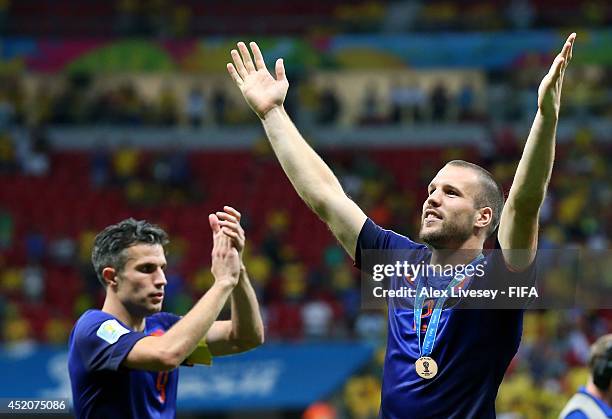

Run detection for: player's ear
[[102, 267, 118, 288], [474, 207, 493, 229]]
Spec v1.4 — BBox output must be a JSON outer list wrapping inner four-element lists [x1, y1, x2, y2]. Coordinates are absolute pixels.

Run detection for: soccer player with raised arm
[[68, 207, 264, 419], [227, 34, 575, 418]]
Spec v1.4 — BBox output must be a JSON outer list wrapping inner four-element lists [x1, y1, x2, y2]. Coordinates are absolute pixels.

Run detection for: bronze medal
[[415, 356, 438, 379]]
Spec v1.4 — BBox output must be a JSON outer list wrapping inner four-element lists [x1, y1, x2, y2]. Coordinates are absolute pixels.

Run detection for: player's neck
[[586, 381, 612, 407], [430, 238, 483, 266], [102, 295, 146, 332]]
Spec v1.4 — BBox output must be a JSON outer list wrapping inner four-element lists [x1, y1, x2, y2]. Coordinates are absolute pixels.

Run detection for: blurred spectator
[[3, 315, 32, 343], [331, 265, 360, 328], [302, 299, 334, 339], [112, 147, 140, 184], [559, 334, 612, 418], [48, 237, 76, 266], [170, 4, 191, 38], [430, 82, 449, 122], [582, 0, 608, 26], [52, 72, 91, 124], [457, 82, 477, 121], [262, 210, 290, 269], [22, 264, 44, 302], [91, 148, 111, 188], [0, 91, 15, 127], [1, 267, 22, 296], [44, 316, 71, 345], [359, 84, 383, 126], [281, 263, 307, 301], [15, 127, 50, 177], [115, 0, 140, 36], [506, 0, 535, 29], [343, 375, 381, 419], [25, 230, 46, 263], [157, 83, 178, 126], [186, 87, 206, 127], [317, 86, 342, 125], [389, 81, 425, 124], [211, 88, 228, 125], [0, 133, 15, 173], [0, 209, 13, 249], [354, 312, 386, 343], [243, 252, 272, 290], [383, 1, 422, 33]]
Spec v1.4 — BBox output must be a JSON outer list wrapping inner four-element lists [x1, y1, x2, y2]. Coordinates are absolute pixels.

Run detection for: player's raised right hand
[[209, 214, 240, 287], [227, 41, 289, 119]]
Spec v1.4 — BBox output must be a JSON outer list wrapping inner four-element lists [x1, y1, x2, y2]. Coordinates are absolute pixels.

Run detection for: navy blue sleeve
[[355, 218, 426, 271], [74, 312, 147, 372]]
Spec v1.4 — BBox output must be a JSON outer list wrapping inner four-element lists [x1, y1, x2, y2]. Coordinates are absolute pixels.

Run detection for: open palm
[[538, 33, 575, 118], [227, 42, 289, 119]]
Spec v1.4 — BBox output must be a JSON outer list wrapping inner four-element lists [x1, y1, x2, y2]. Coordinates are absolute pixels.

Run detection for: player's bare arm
[[204, 206, 265, 356], [498, 33, 576, 270], [123, 215, 241, 371], [227, 41, 367, 259]]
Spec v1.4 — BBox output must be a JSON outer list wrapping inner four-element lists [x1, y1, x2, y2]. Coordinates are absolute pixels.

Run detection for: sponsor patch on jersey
[[96, 319, 130, 344]]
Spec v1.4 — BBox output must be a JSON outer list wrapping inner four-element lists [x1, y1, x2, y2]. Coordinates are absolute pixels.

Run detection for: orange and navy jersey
[[68, 310, 181, 419], [355, 218, 535, 419]]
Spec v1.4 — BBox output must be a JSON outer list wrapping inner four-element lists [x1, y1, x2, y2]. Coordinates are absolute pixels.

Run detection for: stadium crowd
[[3, 0, 612, 36], [0, 61, 610, 128]]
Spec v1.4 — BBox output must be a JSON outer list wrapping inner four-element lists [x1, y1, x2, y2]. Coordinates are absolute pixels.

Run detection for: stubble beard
[[419, 217, 473, 249]]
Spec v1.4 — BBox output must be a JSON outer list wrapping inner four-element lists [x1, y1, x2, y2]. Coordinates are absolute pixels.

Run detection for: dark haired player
[[560, 334, 612, 418], [68, 207, 263, 419], [227, 34, 575, 418]]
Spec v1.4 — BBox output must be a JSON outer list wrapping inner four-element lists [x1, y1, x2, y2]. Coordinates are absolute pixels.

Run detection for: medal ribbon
[[414, 254, 484, 358]]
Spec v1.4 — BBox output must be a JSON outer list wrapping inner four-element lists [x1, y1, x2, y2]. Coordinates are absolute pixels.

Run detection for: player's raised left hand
[[214, 206, 245, 258], [209, 214, 241, 287], [227, 41, 289, 119], [538, 33, 575, 119]]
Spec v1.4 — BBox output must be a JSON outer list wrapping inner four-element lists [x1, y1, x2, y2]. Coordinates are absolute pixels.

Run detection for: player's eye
[[446, 188, 459, 196], [139, 264, 156, 273]]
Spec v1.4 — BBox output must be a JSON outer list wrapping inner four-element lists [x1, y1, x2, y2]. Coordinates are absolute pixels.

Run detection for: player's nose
[[153, 268, 167, 287], [425, 190, 442, 207]]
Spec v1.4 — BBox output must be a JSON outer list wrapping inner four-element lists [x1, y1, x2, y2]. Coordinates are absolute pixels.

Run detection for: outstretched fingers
[[566, 33, 576, 62], [227, 63, 242, 85], [275, 58, 286, 82], [550, 55, 565, 81], [558, 33, 576, 81], [230, 49, 248, 80], [548, 38, 570, 82], [562, 33, 575, 76], [249, 42, 267, 71], [238, 42, 256, 73]]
